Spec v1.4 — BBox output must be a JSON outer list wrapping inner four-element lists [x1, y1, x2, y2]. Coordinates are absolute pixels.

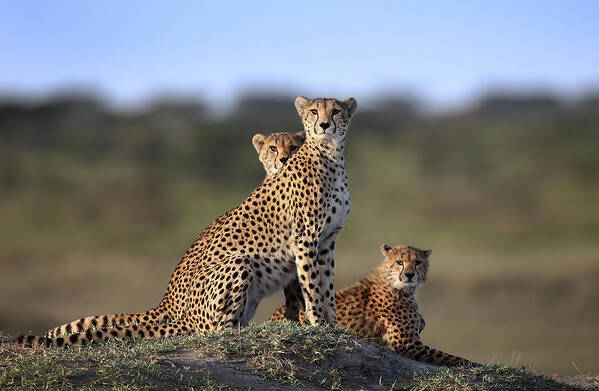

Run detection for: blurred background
[[1, 0, 598, 376]]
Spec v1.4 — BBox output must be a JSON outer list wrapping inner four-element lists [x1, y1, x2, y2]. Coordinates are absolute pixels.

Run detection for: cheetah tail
[[16, 319, 195, 348], [407, 342, 476, 367], [43, 307, 170, 338]]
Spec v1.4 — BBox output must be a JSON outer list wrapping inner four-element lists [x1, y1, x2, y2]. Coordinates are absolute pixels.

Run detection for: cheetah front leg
[[316, 231, 341, 326], [381, 314, 474, 366], [282, 278, 304, 322], [292, 238, 329, 326]]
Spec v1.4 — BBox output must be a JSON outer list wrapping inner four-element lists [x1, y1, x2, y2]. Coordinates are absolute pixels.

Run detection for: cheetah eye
[[332, 109, 340, 115], [310, 109, 318, 115], [269, 146, 277, 152], [415, 260, 422, 265], [397, 260, 403, 266]]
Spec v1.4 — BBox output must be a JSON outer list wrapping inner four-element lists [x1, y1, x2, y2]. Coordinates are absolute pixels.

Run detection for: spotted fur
[[40, 131, 307, 341], [252, 131, 305, 178], [15, 96, 357, 347], [271, 245, 474, 367]]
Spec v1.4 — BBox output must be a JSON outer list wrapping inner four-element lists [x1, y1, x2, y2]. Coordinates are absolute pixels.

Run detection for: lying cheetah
[[16, 96, 357, 347], [271, 245, 474, 366]]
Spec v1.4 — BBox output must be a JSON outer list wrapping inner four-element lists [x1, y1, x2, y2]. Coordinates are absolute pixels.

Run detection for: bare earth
[[163, 343, 437, 390]]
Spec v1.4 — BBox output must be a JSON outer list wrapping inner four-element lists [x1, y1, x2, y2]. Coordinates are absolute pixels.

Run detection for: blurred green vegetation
[[0, 90, 598, 375]]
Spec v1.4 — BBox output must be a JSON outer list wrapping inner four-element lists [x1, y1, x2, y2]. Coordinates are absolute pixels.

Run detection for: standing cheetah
[[270, 245, 474, 366], [16, 96, 357, 347]]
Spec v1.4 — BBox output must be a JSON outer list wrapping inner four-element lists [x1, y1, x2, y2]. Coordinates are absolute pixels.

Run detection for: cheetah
[[252, 131, 305, 178], [270, 245, 474, 366], [16, 96, 357, 347], [252, 130, 312, 322], [35, 131, 307, 342]]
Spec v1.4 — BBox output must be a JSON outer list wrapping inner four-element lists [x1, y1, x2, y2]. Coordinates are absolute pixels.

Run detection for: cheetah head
[[380, 244, 431, 289], [252, 131, 306, 178], [294, 96, 357, 141]]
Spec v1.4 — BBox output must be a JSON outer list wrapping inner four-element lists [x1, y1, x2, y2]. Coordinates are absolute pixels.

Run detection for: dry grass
[[0, 323, 584, 390]]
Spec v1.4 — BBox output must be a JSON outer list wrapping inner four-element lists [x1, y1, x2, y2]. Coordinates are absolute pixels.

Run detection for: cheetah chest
[[322, 171, 350, 238]]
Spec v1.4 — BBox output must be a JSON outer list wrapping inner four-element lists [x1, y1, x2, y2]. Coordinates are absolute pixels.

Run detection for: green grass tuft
[[0, 335, 228, 390], [190, 322, 357, 387], [404, 364, 581, 391]]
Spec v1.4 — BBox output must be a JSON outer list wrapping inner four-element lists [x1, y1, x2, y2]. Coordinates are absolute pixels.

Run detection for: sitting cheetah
[[16, 96, 357, 347], [252, 131, 305, 178], [251, 130, 314, 322], [37, 131, 307, 342], [270, 245, 474, 366]]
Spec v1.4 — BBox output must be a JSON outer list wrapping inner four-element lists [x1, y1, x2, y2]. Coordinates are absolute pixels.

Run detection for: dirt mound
[[554, 375, 599, 390], [165, 341, 437, 390], [0, 324, 584, 390]]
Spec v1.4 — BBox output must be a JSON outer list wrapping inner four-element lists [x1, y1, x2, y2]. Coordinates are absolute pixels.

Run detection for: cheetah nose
[[319, 122, 330, 130], [405, 272, 415, 280], [279, 157, 288, 164]]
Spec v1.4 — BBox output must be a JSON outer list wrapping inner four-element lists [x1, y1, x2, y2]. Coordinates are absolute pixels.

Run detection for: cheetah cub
[[271, 245, 474, 366]]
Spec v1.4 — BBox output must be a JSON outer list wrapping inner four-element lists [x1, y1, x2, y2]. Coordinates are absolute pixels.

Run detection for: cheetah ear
[[380, 244, 393, 258], [295, 96, 311, 116], [295, 130, 306, 142], [343, 97, 357, 117], [423, 249, 432, 258], [252, 133, 266, 154]]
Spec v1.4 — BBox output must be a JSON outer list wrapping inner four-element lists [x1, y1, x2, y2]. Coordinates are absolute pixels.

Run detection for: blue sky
[[1, 0, 597, 107]]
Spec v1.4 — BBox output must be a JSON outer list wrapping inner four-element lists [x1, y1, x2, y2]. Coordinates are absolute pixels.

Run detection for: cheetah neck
[[304, 136, 346, 165]]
